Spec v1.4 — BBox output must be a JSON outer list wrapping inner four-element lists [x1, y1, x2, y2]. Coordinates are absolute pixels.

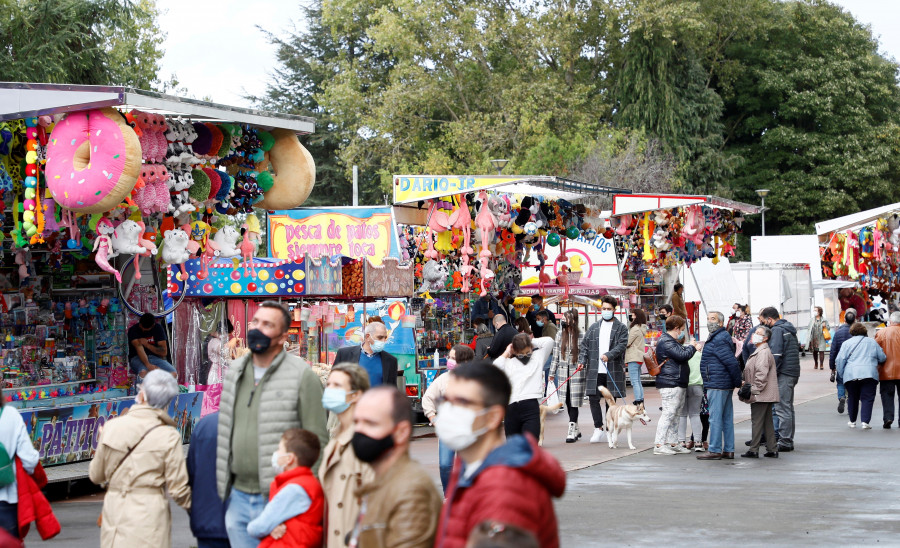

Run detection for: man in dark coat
[[488, 315, 519, 360], [577, 296, 628, 444], [187, 412, 230, 548], [829, 309, 855, 414], [333, 321, 398, 387], [761, 307, 801, 452], [697, 311, 742, 460]]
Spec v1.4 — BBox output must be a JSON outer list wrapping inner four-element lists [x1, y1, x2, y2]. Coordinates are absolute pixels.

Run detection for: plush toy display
[[93, 217, 121, 283], [254, 129, 316, 210], [161, 227, 192, 279], [111, 219, 148, 256], [212, 224, 241, 258]]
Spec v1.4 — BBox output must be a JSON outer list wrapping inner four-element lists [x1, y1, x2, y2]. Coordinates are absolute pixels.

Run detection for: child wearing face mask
[[247, 429, 325, 547]]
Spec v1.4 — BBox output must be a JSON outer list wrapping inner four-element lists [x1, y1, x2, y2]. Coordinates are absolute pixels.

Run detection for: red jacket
[[434, 433, 566, 548], [259, 467, 324, 548], [16, 458, 60, 541]]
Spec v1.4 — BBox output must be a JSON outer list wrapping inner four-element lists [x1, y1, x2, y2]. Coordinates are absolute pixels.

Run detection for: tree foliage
[[256, 0, 900, 233], [0, 0, 167, 89]]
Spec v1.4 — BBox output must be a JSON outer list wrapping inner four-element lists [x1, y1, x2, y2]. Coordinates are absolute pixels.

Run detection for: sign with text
[[268, 207, 400, 265], [393, 175, 547, 204], [20, 392, 203, 467], [520, 235, 623, 295]]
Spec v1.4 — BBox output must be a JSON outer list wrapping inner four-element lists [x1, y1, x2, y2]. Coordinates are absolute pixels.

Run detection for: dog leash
[[541, 364, 584, 405]]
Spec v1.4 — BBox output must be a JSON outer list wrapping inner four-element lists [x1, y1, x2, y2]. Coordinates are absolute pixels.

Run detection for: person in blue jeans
[[423, 344, 475, 493], [128, 313, 177, 378], [697, 311, 742, 460], [829, 309, 856, 413], [624, 309, 649, 403]]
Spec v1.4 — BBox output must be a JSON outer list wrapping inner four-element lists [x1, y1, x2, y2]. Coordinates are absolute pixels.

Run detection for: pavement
[[39, 357, 900, 547]]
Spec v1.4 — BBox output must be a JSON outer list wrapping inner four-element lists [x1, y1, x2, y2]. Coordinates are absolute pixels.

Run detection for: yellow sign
[[392, 175, 544, 204], [267, 208, 397, 265]]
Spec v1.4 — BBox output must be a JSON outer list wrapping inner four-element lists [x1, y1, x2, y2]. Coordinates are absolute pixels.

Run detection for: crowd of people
[[2, 287, 894, 547]]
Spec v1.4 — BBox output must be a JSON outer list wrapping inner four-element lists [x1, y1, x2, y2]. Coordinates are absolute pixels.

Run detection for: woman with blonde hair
[[318, 362, 373, 548], [550, 310, 586, 443]]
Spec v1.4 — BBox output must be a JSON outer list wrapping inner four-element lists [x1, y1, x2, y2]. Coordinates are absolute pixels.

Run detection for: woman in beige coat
[[739, 325, 780, 458], [318, 362, 374, 548], [89, 370, 191, 548]]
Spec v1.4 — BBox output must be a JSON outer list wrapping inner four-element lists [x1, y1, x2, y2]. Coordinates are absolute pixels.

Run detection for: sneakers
[[566, 422, 582, 443], [590, 428, 607, 443], [848, 421, 856, 428], [694, 443, 706, 453], [671, 444, 691, 454], [838, 397, 846, 414], [885, 421, 893, 429], [861, 422, 872, 430], [654, 444, 676, 455]]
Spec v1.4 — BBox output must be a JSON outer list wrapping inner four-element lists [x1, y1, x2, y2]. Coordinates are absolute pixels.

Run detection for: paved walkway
[[41, 357, 900, 547]]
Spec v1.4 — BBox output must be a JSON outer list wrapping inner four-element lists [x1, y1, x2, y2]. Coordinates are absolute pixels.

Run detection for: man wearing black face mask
[[349, 386, 442, 548], [216, 302, 328, 548]]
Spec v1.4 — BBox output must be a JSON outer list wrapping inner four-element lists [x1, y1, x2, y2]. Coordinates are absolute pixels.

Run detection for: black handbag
[[738, 382, 752, 400]]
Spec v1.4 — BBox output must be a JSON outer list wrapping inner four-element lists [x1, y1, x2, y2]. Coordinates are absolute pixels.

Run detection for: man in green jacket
[[216, 301, 328, 548]]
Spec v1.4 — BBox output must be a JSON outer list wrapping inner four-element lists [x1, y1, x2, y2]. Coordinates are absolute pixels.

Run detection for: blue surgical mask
[[533, 304, 540, 311], [601, 310, 614, 321], [322, 387, 353, 414], [371, 339, 386, 353], [536, 320, 544, 327], [677, 330, 686, 341]]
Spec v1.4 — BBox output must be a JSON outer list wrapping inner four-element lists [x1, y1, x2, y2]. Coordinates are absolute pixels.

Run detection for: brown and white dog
[[598, 386, 650, 450], [538, 402, 564, 446]]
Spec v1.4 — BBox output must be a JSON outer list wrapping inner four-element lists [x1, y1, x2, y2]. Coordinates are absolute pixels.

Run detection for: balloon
[[566, 226, 580, 239], [547, 232, 561, 247]]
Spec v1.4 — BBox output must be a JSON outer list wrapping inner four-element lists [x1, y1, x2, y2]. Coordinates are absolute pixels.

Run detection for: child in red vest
[[248, 428, 325, 547]]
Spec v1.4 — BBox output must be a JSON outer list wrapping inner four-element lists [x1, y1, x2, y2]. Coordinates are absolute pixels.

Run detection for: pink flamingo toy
[[474, 190, 497, 259], [199, 233, 221, 279], [131, 220, 159, 281], [449, 194, 475, 292], [240, 223, 259, 278]]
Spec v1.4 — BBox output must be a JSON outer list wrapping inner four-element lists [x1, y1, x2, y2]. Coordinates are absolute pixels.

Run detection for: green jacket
[[216, 350, 327, 499]]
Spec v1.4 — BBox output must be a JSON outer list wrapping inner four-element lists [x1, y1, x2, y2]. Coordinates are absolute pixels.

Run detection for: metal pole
[[352, 165, 359, 207], [761, 196, 766, 236]]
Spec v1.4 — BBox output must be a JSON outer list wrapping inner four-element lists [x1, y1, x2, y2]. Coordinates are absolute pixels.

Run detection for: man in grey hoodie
[[760, 307, 800, 452]]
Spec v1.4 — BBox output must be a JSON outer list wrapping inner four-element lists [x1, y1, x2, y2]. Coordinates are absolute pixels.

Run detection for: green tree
[[720, 0, 900, 234], [0, 0, 166, 89]]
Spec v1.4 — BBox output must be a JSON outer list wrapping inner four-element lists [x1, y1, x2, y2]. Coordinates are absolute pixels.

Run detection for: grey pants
[[677, 385, 704, 442], [774, 374, 798, 447], [749, 402, 777, 453]]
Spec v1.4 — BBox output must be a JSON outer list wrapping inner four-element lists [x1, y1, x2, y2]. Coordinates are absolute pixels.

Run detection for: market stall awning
[[612, 193, 762, 216], [392, 174, 630, 204], [0, 82, 315, 134], [814, 202, 900, 238], [812, 280, 858, 290]]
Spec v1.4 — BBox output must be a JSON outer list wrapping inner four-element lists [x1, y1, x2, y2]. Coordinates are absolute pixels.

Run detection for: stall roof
[[0, 82, 315, 134], [611, 193, 762, 216], [392, 174, 630, 204], [812, 279, 858, 290], [814, 202, 900, 237]]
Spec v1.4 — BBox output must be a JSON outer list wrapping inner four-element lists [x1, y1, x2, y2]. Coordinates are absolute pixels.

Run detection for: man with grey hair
[[333, 319, 398, 387], [875, 311, 900, 428], [90, 369, 191, 547], [697, 311, 742, 460], [217, 301, 328, 548], [830, 308, 856, 413]]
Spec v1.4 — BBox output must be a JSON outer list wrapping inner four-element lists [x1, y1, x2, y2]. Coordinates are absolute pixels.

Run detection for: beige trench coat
[[318, 425, 374, 548], [89, 405, 191, 548]]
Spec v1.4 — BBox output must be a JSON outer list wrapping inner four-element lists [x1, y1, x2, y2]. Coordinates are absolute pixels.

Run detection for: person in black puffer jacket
[[698, 311, 742, 460], [653, 315, 700, 455], [761, 307, 801, 452]]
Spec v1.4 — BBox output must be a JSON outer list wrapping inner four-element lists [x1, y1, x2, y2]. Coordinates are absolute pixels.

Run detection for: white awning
[[0, 82, 315, 134], [612, 193, 762, 216], [812, 280, 858, 290], [814, 202, 900, 237]]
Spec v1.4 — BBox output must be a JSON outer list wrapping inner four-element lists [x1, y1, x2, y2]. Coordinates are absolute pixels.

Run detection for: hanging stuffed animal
[[93, 217, 121, 283], [478, 257, 495, 297], [161, 227, 192, 279], [131, 220, 159, 281], [240, 223, 260, 278], [474, 190, 497, 259], [212, 224, 241, 258], [448, 194, 475, 292]]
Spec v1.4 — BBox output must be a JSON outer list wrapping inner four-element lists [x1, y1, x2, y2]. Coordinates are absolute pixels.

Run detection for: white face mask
[[735, 310, 742, 318], [434, 401, 489, 451], [751, 334, 764, 344], [271, 451, 286, 474]]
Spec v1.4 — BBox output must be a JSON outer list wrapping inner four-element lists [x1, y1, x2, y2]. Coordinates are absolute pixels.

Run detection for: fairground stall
[[0, 82, 316, 472], [392, 174, 630, 399], [814, 202, 900, 324], [609, 193, 762, 340]]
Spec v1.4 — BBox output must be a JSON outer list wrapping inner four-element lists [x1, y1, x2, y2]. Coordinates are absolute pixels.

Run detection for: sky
[[155, 0, 900, 110]]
